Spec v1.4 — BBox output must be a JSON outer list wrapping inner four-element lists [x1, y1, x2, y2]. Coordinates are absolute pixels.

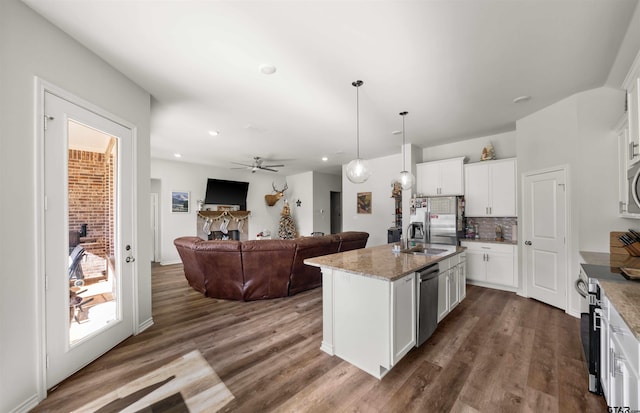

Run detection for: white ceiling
[[22, 0, 639, 175]]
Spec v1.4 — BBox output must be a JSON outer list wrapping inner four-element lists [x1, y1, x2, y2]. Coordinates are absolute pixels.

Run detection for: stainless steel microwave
[[627, 161, 640, 214]]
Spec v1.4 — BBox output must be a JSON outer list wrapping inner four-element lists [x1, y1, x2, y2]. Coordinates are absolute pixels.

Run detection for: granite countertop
[[460, 238, 518, 245], [580, 251, 640, 341], [305, 243, 466, 281], [598, 280, 640, 341]]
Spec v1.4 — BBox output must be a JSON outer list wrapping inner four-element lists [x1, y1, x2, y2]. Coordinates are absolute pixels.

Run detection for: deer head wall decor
[[264, 182, 288, 206]]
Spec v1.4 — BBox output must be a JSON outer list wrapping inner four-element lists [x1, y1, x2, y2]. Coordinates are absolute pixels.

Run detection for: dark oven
[[577, 266, 603, 394]]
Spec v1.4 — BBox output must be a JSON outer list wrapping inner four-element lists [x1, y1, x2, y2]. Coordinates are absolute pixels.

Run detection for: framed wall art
[[171, 191, 190, 213], [357, 192, 372, 214]]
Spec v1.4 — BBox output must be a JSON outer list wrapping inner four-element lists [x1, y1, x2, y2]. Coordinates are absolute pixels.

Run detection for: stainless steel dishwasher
[[416, 263, 439, 347]]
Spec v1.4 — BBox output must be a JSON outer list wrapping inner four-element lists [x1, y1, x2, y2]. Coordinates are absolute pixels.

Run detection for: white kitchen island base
[[320, 267, 416, 379], [306, 243, 466, 380]]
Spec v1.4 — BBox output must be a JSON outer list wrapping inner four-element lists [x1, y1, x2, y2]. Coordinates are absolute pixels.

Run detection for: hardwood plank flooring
[[32, 263, 608, 412]]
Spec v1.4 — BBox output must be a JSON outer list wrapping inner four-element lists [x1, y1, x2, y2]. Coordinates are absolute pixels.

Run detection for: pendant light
[[397, 111, 415, 190], [345, 80, 371, 184]]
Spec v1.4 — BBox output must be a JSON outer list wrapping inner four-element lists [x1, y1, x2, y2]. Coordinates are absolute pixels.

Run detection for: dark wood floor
[[33, 263, 608, 412]]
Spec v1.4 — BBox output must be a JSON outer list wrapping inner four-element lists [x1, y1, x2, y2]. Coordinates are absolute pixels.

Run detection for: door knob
[[525, 241, 532, 246]]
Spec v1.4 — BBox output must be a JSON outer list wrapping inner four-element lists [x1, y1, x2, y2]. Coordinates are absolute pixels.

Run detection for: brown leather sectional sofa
[[174, 231, 369, 301]]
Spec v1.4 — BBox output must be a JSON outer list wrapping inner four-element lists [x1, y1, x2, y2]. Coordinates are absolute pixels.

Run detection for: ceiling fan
[[231, 156, 285, 173]]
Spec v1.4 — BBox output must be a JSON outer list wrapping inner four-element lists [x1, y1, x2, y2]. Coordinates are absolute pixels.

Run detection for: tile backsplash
[[464, 217, 518, 241]]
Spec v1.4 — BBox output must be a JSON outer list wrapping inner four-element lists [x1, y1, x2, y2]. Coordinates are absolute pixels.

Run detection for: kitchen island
[[305, 243, 466, 379]]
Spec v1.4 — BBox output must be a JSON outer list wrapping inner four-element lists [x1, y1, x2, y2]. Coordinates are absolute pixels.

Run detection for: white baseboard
[[9, 393, 40, 413], [137, 317, 154, 334], [159, 259, 181, 266], [466, 280, 518, 293], [320, 342, 334, 356]]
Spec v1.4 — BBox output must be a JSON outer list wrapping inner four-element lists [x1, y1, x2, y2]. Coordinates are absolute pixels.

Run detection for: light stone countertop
[[305, 243, 466, 281], [580, 251, 640, 341], [459, 238, 518, 245], [597, 280, 640, 341]]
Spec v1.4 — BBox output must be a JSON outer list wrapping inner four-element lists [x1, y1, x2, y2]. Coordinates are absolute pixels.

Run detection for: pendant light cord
[[400, 111, 408, 171], [356, 83, 360, 159], [353, 80, 363, 160]]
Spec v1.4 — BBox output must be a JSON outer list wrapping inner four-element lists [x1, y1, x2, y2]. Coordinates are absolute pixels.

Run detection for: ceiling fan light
[[346, 158, 371, 184]]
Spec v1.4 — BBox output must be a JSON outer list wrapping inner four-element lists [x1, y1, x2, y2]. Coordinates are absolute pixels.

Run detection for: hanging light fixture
[[397, 111, 415, 190], [345, 80, 371, 184]]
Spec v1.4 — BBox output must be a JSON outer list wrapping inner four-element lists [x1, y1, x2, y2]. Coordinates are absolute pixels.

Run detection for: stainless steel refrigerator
[[411, 196, 464, 245]]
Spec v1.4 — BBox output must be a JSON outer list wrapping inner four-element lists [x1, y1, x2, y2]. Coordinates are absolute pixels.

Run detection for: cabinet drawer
[[460, 241, 514, 254], [608, 299, 640, 376], [439, 257, 452, 271]]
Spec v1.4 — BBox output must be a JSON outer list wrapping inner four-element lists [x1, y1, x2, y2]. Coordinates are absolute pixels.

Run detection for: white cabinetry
[[460, 241, 517, 290], [416, 157, 465, 196], [437, 253, 466, 323], [392, 272, 416, 364], [627, 76, 640, 166], [619, 49, 640, 217], [464, 158, 516, 217], [331, 269, 416, 379], [618, 118, 631, 215], [600, 293, 640, 411]]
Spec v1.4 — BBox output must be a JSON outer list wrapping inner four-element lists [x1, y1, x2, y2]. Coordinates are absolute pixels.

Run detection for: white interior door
[[150, 192, 159, 262], [523, 167, 567, 310], [44, 91, 135, 388]]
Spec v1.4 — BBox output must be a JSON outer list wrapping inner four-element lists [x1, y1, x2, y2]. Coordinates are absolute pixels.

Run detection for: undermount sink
[[400, 246, 449, 256]]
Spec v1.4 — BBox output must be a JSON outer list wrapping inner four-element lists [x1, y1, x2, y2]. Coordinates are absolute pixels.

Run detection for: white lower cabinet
[[600, 294, 640, 411], [392, 272, 416, 365], [437, 253, 466, 323], [460, 241, 517, 289], [332, 269, 415, 379]]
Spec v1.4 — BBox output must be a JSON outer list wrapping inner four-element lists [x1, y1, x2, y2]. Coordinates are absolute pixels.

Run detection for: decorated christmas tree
[[278, 200, 296, 239]]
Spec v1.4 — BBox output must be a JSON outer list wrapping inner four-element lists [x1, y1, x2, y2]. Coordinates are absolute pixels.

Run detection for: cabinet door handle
[[593, 308, 602, 331], [630, 141, 638, 159], [610, 348, 615, 376], [619, 201, 627, 213], [525, 241, 532, 246]]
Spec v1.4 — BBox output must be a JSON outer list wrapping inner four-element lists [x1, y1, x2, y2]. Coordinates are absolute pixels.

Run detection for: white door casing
[[523, 167, 568, 310], [43, 90, 136, 389]]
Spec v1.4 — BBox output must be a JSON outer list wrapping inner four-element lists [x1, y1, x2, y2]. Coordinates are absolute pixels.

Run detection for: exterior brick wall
[[68, 148, 115, 279]]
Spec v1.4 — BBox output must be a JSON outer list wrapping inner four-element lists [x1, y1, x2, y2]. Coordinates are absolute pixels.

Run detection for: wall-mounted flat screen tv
[[204, 179, 249, 210]]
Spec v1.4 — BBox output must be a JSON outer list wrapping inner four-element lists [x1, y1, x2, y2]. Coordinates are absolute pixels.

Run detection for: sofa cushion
[[289, 236, 340, 296], [337, 231, 370, 252], [241, 240, 296, 301]]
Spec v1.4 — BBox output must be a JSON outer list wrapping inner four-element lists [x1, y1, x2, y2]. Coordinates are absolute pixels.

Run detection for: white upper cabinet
[[464, 158, 516, 217], [627, 77, 640, 166], [416, 157, 465, 196], [617, 117, 631, 216]]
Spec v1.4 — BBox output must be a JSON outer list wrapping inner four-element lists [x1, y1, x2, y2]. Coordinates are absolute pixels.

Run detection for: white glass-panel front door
[[44, 91, 135, 389]]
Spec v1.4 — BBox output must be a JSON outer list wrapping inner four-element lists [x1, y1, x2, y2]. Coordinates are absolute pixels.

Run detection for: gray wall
[[0, 0, 151, 411], [342, 153, 401, 246], [516, 86, 635, 316]]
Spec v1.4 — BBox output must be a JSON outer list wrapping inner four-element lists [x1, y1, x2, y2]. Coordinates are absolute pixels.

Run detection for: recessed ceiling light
[[391, 130, 402, 135], [322, 156, 328, 162], [259, 64, 276, 75], [513, 95, 531, 104], [174, 153, 182, 158], [208, 130, 219, 136]]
